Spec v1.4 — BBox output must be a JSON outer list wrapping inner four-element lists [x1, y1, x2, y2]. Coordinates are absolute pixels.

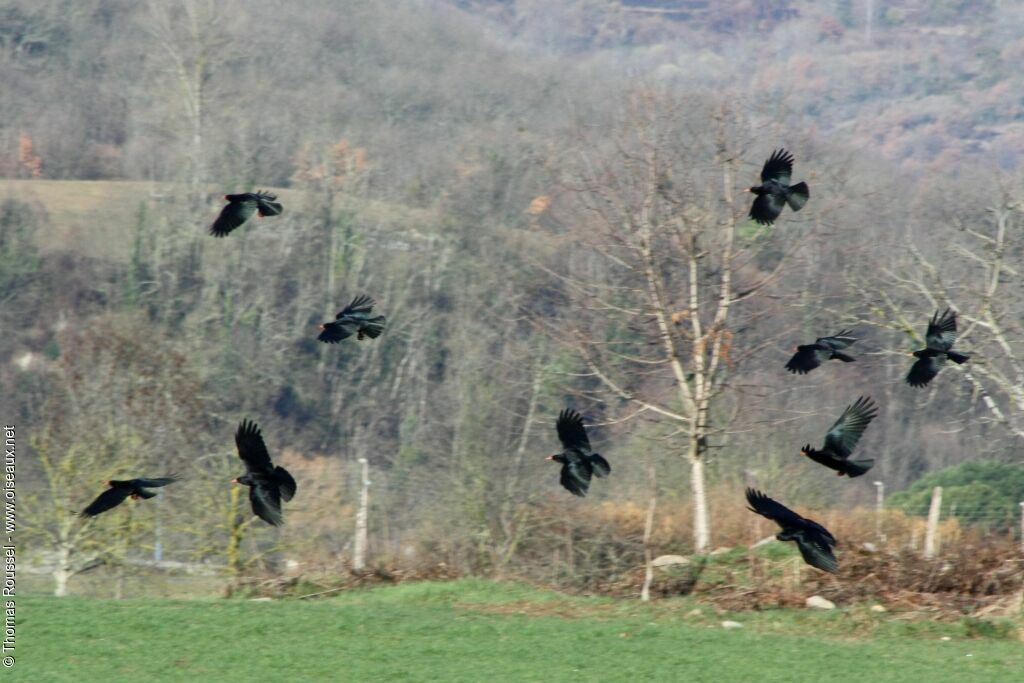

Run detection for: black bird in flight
[[209, 191, 283, 237], [547, 409, 611, 497], [800, 396, 878, 477], [906, 308, 970, 388], [80, 476, 178, 518], [746, 488, 838, 573], [785, 329, 858, 374], [744, 149, 809, 225], [231, 419, 297, 526], [318, 295, 386, 343]]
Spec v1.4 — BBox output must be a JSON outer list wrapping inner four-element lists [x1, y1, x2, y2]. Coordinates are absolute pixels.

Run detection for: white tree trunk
[[353, 457, 370, 571], [54, 544, 71, 597], [640, 459, 657, 602], [53, 570, 70, 597], [691, 456, 710, 553]]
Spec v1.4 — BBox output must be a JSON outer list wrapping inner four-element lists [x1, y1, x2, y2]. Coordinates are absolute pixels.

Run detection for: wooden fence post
[[924, 486, 942, 559], [874, 481, 885, 544], [1019, 502, 1024, 554]]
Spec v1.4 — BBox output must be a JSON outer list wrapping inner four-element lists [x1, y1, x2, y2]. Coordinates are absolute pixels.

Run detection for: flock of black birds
[[744, 152, 970, 573], [81, 193, 389, 527], [79, 151, 971, 576]]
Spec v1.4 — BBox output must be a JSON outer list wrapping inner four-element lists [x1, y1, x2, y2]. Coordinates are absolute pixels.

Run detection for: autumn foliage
[[18, 132, 42, 178]]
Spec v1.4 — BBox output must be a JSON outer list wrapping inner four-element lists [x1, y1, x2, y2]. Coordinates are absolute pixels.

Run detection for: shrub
[[888, 461, 1024, 530]]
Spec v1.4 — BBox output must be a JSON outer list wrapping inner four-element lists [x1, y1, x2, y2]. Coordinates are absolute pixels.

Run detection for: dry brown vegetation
[[219, 486, 1024, 621]]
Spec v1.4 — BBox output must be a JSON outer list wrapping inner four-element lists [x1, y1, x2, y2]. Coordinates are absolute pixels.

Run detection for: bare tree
[[21, 315, 209, 593], [24, 429, 147, 596], [144, 0, 232, 193], [865, 190, 1024, 446], [546, 91, 800, 552]]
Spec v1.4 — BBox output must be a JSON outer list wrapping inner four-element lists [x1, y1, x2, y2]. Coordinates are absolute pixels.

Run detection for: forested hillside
[[456, 0, 1024, 175], [2, 0, 1022, 590]]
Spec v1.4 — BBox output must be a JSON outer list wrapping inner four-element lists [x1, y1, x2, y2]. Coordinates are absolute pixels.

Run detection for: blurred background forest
[[3, 0, 1024, 598]]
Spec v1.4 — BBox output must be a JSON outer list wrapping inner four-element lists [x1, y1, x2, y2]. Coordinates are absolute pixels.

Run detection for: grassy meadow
[[16, 580, 1024, 682], [0, 178, 433, 260]]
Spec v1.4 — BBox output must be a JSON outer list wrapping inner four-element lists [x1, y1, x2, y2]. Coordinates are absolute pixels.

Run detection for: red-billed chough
[[547, 409, 610, 497], [231, 419, 296, 526], [745, 149, 809, 225], [209, 191, 283, 237]]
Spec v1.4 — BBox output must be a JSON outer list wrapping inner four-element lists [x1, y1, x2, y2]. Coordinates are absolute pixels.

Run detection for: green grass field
[[16, 580, 1024, 682]]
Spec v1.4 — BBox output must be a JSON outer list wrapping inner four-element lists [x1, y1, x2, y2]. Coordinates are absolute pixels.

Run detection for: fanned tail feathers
[[787, 182, 809, 211], [275, 466, 297, 502], [359, 315, 386, 339], [588, 453, 610, 477], [947, 351, 970, 364], [844, 458, 874, 478]]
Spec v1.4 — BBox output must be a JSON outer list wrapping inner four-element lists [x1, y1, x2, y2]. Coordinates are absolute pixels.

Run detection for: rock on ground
[[805, 595, 836, 610]]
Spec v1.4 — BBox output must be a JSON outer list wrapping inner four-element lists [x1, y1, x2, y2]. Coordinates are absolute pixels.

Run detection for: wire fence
[[20, 451, 1024, 600]]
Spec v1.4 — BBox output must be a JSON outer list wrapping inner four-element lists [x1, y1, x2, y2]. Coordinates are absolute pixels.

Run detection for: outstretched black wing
[[131, 476, 178, 488], [749, 193, 785, 225], [793, 531, 839, 574], [760, 149, 795, 185], [318, 322, 357, 343], [817, 330, 857, 351], [906, 356, 943, 388], [559, 460, 592, 497], [249, 483, 284, 526], [337, 295, 376, 319], [746, 488, 805, 529], [235, 419, 274, 474], [822, 396, 877, 458], [924, 308, 958, 351], [785, 345, 823, 374], [80, 487, 131, 517], [555, 409, 591, 454], [210, 196, 258, 237]]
